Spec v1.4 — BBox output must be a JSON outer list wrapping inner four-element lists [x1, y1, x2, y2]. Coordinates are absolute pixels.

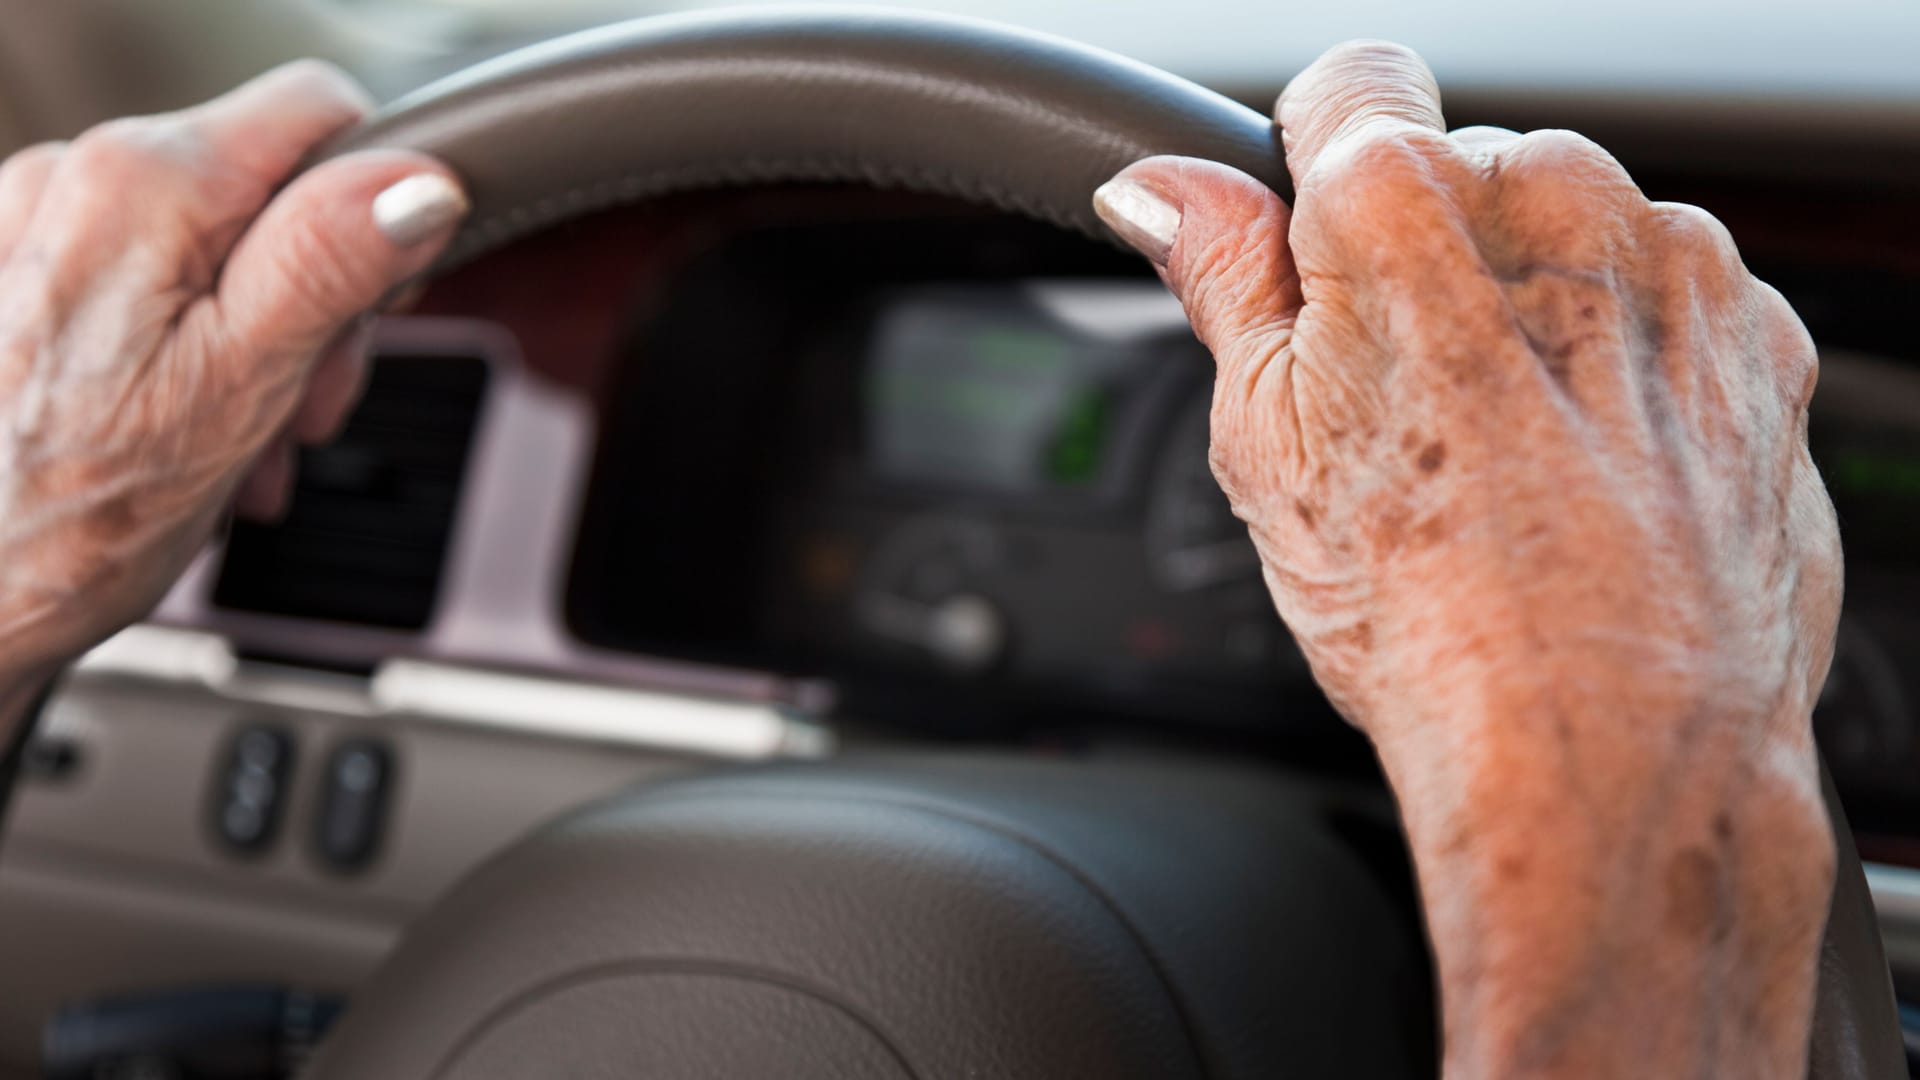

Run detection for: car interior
[[2, 1, 1919, 1077]]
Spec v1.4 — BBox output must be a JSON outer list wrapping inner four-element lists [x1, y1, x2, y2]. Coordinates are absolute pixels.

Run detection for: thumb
[[1092, 155, 1301, 376], [197, 149, 467, 365]]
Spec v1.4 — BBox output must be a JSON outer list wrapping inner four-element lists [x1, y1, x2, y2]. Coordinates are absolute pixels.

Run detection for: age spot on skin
[[1375, 506, 1409, 550], [1294, 499, 1316, 526], [1539, 340, 1578, 389], [94, 493, 136, 530], [1324, 620, 1374, 652], [1417, 441, 1447, 473]]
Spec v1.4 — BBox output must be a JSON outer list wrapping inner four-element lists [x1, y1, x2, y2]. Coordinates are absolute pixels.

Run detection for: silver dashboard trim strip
[[1868, 861, 1920, 922], [72, 625, 832, 762], [1865, 861, 1920, 977], [75, 624, 239, 688], [370, 660, 832, 760]]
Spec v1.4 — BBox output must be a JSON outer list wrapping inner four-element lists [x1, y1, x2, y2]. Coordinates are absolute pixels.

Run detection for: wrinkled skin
[[0, 62, 462, 695], [1100, 42, 1840, 1078]]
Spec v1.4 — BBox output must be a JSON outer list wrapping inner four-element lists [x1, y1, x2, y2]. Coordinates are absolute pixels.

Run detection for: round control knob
[[927, 593, 1005, 672]]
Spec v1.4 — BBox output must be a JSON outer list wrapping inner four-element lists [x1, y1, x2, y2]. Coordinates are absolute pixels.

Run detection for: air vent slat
[[211, 352, 490, 631]]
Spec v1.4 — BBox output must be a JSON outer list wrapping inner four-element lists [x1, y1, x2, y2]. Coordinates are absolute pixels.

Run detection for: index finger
[[181, 60, 375, 189], [1276, 40, 1446, 192]]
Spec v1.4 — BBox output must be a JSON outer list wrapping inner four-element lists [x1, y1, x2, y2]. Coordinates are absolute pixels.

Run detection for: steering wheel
[[307, 9, 1902, 1078]]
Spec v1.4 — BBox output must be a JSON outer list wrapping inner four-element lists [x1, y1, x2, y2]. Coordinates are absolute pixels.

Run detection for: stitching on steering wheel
[[446, 157, 1093, 267]]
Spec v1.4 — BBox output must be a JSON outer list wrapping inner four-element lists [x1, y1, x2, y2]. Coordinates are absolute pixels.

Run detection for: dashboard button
[[211, 725, 293, 856], [313, 738, 394, 872], [20, 735, 84, 783]]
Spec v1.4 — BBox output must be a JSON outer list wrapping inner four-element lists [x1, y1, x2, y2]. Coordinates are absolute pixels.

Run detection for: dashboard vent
[[212, 353, 490, 630]]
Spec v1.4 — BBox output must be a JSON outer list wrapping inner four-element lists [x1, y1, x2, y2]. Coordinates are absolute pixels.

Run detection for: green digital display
[[1828, 448, 1920, 500], [863, 286, 1147, 493], [1047, 390, 1109, 486], [1815, 434, 1920, 566]]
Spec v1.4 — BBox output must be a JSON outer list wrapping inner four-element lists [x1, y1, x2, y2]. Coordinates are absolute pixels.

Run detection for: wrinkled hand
[[1097, 42, 1840, 1078], [0, 62, 466, 688]]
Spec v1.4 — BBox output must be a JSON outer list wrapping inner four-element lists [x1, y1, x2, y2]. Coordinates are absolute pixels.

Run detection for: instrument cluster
[[563, 214, 1325, 732], [559, 206, 1920, 770]]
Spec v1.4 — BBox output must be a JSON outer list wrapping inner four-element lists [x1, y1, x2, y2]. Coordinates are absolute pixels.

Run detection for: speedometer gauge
[[1147, 389, 1263, 592]]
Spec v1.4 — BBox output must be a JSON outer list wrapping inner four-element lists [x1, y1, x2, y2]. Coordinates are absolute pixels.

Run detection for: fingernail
[[1093, 177, 1181, 266], [373, 173, 469, 247]]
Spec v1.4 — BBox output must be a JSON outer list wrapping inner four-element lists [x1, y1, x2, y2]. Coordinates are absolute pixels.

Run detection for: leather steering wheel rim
[[324, 5, 1286, 267], [317, 8, 1905, 1078]]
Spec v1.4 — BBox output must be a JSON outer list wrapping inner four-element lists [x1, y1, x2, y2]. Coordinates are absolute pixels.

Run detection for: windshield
[[333, 0, 1920, 100]]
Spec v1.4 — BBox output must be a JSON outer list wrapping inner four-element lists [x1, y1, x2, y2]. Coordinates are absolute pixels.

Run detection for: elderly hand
[[1095, 42, 1840, 1078], [0, 61, 465, 712]]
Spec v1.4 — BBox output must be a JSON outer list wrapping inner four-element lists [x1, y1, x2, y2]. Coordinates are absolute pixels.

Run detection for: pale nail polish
[[1092, 177, 1181, 266], [372, 174, 469, 247]]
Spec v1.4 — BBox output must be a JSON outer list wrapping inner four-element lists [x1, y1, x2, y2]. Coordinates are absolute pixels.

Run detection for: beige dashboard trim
[[0, 649, 732, 1068], [77, 624, 832, 762], [371, 660, 831, 759]]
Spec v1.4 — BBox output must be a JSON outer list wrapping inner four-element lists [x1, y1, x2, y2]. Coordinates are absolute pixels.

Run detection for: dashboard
[[54, 176, 1891, 844], [566, 213, 1313, 736], [155, 184, 1920, 790]]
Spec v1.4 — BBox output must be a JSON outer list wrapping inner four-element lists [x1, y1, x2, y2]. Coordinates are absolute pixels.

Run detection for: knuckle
[[1310, 39, 1438, 102], [2, 140, 66, 180], [1303, 129, 1469, 259], [1503, 130, 1639, 204], [1647, 200, 1740, 261], [67, 119, 180, 185], [1511, 128, 1620, 172], [1754, 280, 1819, 405], [1314, 123, 1453, 192], [72, 118, 152, 161], [266, 58, 371, 113], [1447, 125, 1519, 157], [1282, 39, 1442, 137], [277, 57, 356, 93], [1449, 124, 1517, 141]]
